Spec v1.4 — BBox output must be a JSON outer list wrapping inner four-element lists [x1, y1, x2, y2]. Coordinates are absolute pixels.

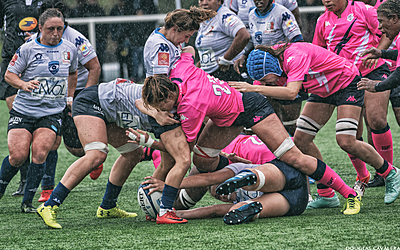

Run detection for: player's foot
[[306, 193, 340, 209], [38, 189, 53, 203], [156, 210, 187, 224], [216, 170, 257, 195], [12, 180, 26, 197], [21, 201, 37, 213], [368, 172, 385, 187], [96, 206, 137, 218], [37, 203, 62, 229], [223, 201, 263, 225], [353, 172, 370, 197], [90, 164, 103, 180], [341, 194, 362, 215], [384, 167, 400, 204]]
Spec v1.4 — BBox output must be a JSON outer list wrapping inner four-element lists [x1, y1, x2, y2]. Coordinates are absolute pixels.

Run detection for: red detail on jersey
[[115, 78, 129, 84], [10, 54, 18, 66], [158, 52, 169, 66]]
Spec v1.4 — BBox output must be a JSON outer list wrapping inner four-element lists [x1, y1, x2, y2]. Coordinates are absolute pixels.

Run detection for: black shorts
[[364, 63, 391, 81], [8, 109, 62, 135], [277, 91, 309, 105], [0, 58, 18, 100], [231, 92, 275, 128], [270, 159, 308, 216], [307, 76, 364, 107], [72, 85, 108, 123], [147, 114, 180, 139], [61, 89, 84, 149]]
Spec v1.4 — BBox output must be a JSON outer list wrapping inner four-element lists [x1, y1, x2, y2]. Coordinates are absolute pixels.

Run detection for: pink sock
[[318, 165, 357, 199], [347, 153, 369, 180], [377, 162, 395, 179], [317, 187, 335, 198], [372, 128, 393, 164]]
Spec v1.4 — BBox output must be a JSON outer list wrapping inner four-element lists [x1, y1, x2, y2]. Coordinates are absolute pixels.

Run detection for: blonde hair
[[255, 43, 291, 59], [142, 75, 179, 111]]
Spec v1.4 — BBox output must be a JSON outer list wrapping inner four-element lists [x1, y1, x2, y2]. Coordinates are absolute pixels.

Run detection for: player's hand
[[234, 55, 246, 74], [363, 58, 379, 69], [23, 80, 40, 92], [357, 77, 379, 92], [218, 64, 230, 72], [225, 152, 252, 164], [228, 81, 254, 92], [361, 47, 382, 68], [24, 32, 33, 41], [142, 176, 165, 194], [155, 111, 180, 126]]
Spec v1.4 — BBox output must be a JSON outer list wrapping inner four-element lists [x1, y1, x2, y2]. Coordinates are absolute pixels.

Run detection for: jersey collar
[[255, 4, 275, 18]]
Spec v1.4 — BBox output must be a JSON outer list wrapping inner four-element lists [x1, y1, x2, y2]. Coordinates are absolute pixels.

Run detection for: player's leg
[[176, 204, 233, 219]]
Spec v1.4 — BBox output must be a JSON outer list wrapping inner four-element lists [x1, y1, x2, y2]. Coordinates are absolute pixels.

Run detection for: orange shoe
[[156, 210, 187, 224], [38, 189, 53, 203], [354, 171, 371, 197], [90, 164, 103, 180]]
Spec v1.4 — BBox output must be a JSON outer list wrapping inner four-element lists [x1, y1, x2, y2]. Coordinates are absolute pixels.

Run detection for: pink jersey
[[222, 134, 276, 164], [169, 53, 244, 142], [313, 0, 385, 76], [276, 43, 359, 97]]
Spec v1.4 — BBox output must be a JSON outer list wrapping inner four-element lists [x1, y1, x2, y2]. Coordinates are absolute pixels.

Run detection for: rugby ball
[[137, 183, 162, 219]]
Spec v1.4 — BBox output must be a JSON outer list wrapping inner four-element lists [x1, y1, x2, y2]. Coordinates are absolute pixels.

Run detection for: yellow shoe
[[36, 203, 62, 229], [96, 206, 137, 218], [341, 194, 362, 215]]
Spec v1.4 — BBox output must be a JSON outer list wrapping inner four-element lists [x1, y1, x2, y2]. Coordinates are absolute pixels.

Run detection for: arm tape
[[381, 49, 398, 61], [375, 67, 400, 92]]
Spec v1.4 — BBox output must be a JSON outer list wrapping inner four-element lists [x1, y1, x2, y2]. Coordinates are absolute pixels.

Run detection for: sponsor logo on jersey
[[19, 17, 38, 31], [157, 43, 169, 53], [285, 19, 297, 32], [282, 12, 291, 21], [347, 13, 354, 22], [79, 43, 91, 57], [325, 21, 331, 27], [47, 50, 59, 53], [48, 61, 60, 75], [255, 31, 263, 44], [287, 56, 294, 63], [9, 116, 22, 125], [197, 34, 203, 46], [264, 22, 274, 34], [74, 36, 86, 47], [180, 114, 188, 121], [225, 15, 239, 27], [62, 52, 71, 63], [242, 0, 247, 4], [158, 52, 169, 66], [10, 54, 18, 66], [32, 53, 45, 65]]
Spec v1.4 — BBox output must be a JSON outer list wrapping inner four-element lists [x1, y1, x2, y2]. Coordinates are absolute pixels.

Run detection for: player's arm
[[67, 70, 78, 109], [4, 70, 39, 92], [176, 204, 233, 219], [82, 57, 101, 88], [229, 80, 302, 100], [135, 99, 179, 126]]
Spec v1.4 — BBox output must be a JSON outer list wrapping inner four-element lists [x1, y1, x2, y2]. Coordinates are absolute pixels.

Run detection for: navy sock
[[0, 156, 19, 194], [100, 180, 122, 209], [376, 160, 389, 174], [19, 157, 30, 181], [22, 162, 45, 204], [42, 150, 57, 188], [45, 182, 70, 207], [160, 184, 179, 210]]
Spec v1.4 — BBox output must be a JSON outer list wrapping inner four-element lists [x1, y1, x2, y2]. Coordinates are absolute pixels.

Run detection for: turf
[[0, 100, 399, 250]]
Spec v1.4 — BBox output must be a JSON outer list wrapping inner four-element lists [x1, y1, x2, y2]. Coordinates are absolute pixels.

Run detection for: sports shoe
[[38, 189, 53, 203], [309, 177, 316, 185], [216, 170, 257, 195], [384, 167, 400, 204], [21, 201, 37, 213], [223, 201, 263, 225], [96, 206, 137, 218], [353, 171, 370, 197], [341, 194, 362, 215], [156, 210, 187, 224], [306, 193, 340, 209], [368, 172, 385, 187], [90, 164, 103, 180], [12, 180, 26, 197], [37, 203, 62, 229]]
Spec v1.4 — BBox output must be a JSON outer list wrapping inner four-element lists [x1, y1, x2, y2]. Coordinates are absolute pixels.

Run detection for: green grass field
[[0, 100, 399, 250]]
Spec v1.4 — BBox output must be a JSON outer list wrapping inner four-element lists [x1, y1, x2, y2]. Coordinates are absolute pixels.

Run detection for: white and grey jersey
[[8, 38, 78, 118], [226, 163, 263, 204], [229, 0, 298, 27], [248, 3, 301, 46], [28, 26, 98, 90], [195, 5, 246, 73], [98, 79, 151, 131], [144, 28, 181, 77]]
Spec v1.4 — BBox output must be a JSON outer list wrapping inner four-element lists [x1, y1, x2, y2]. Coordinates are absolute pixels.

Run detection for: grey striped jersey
[[8, 38, 78, 118], [195, 5, 246, 73], [144, 28, 181, 77], [248, 3, 302, 46], [227, 0, 298, 27], [98, 78, 150, 131], [28, 26, 98, 90]]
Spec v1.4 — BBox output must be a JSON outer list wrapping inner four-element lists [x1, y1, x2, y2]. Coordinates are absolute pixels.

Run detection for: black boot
[[12, 180, 26, 196], [367, 172, 385, 187]]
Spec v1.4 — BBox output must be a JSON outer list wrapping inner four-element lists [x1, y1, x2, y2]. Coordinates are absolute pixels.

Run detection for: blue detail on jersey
[[282, 12, 291, 21], [255, 4, 275, 18], [48, 61, 60, 75], [51, 125, 57, 132], [222, 13, 233, 23], [249, 7, 256, 13], [34, 53, 43, 60], [197, 34, 203, 46], [242, 0, 248, 4], [74, 36, 86, 47], [255, 31, 263, 44], [16, 47, 21, 56], [157, 43, 169, 52]]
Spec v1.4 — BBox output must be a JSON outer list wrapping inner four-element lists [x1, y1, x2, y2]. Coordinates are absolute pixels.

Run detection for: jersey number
[[208, 75, 232, 96]]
